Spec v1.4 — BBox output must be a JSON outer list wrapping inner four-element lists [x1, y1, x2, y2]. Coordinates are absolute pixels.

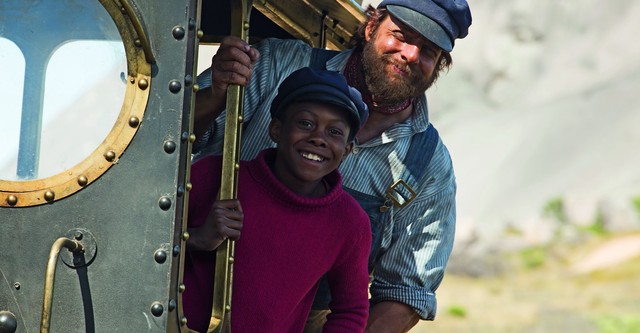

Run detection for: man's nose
[[401, 43, 420, 63]]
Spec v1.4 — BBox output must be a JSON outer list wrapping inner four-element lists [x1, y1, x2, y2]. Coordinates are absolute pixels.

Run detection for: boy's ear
[[268, 119, 281, 143], [342, 142, 354, 161]]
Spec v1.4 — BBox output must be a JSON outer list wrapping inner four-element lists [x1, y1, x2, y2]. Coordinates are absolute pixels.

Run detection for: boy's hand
[[187, 199, 244, 252]]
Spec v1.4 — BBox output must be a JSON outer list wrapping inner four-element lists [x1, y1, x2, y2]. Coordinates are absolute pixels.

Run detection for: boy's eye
[[328, 128, 345, 137], [297, 119, 313, 128]]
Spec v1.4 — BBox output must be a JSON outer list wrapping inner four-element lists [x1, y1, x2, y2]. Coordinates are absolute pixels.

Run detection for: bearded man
[[192, 1, 472, 332]]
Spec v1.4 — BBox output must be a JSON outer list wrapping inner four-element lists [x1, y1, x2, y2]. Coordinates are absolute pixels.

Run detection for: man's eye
[[393, 31, 406, 42], [298, 120, 313, 128]]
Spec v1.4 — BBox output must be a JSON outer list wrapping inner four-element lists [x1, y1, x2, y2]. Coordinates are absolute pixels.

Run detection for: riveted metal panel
[[0, 0, 199, 332]]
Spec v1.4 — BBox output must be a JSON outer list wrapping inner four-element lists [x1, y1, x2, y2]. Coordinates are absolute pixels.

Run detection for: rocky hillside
[[418, 0, 640, 257]]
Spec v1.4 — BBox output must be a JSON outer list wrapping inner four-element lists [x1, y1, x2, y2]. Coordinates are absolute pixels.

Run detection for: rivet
[[129, 78, 135, 84], [225, 305, 231, 311], [177, 185, 185, 196], [154, 249, 167, 264], [192, 84, 199, 93], [0, 311, 17, 332], [228, 256, 234, 264], [77, 176, 88, 187], [180, 316, 187, 326], [169, 80, 182, 93], [168, 299, 177, 311], [179, 283, 186, 293], [243, 22, 250, 30], [235, 163, 240, 171], [138, 78, 149, 90], [159, 196, 172, 211], [44, 191, 55, 202], [134, 39, 142, 47], [13, 282, 20, 290], [188, 19, 196, 31], [150, 302, 164, 317], [182, 231, 190, 241], [74, 231, 83, 240], [128, 116, 140, 128], [238, 115, 244, 123], [186, 182, 192, 191], [189, 134, 196, 143], [184, 74, 193, 87], [163, 140, 176, 154], [197, 30, 203, 38], [104, 151, 116, 162], [181, 132, 189, 142], [172, 26, 186, 40], [6, 195, 18, 206], [172, 245, 180, 257]]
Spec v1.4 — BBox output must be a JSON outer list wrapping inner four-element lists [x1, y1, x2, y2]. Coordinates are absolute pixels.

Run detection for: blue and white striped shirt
[[193, 38, 457, 320]]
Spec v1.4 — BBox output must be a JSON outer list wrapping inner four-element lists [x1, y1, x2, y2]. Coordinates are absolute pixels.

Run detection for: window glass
[[0, 38, 25, 180], [0, 0, 125, 181]]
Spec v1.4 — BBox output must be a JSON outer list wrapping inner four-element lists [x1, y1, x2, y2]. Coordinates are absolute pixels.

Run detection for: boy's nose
[[308, 129, 328, 146]]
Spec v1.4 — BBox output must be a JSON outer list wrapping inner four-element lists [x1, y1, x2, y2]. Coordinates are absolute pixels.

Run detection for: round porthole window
[[0, 0, 153, 207]]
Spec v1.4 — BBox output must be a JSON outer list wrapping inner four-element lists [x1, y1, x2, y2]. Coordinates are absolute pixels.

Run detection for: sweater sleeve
[[187, 155, 222, 228], [322, 208, 372, 333]]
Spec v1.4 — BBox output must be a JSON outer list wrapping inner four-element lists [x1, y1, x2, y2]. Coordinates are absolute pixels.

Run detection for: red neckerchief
[[344, 52, 413, 115]]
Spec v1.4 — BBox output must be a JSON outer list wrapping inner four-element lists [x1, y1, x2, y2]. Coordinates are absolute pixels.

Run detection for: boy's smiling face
[[269, 101, 354, 197]]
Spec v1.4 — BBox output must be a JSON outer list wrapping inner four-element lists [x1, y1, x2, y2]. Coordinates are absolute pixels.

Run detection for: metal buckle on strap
[[384, 179, 417, 209]]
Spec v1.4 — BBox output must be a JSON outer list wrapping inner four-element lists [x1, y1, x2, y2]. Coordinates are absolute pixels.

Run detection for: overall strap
[[406, 124, 439, 180], [383, 124, 440, 210], [309, 48, 340, 70]]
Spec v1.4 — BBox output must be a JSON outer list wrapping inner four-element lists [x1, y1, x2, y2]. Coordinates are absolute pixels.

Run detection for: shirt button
[[352, 147, 359, 154]]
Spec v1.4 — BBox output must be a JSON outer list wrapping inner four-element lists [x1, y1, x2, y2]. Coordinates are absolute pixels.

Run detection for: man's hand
[[210, 36, 260, 98], [365, 301, 419, 333], [194, 36, 260, 137], [187, 199, 244, 251]]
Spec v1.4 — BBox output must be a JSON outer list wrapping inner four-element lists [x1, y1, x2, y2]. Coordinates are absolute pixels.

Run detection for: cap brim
[[386, 5, 453, 52], [274, 87, 361, 130]]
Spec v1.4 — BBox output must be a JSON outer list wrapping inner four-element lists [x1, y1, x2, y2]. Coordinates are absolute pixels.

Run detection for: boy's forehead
[[282, 101, 351, 123]]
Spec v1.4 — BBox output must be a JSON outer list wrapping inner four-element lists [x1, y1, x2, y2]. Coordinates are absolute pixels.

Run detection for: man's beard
[[361, 41, 436, 105]]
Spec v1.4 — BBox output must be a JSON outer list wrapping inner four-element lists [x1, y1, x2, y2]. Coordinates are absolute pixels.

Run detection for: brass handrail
[[208, 1, 252, 332], [40, 237, 84, 333]]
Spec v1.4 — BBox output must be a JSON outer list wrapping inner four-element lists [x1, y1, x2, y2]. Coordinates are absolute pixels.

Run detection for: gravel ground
[[411, 233, 640, 333]]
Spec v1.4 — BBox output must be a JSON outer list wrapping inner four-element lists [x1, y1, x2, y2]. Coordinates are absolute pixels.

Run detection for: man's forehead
[[384, 14, 441, 49]]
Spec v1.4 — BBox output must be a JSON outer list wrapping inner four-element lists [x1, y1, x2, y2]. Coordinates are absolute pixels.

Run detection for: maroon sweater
[[183, 149, 371, 333]]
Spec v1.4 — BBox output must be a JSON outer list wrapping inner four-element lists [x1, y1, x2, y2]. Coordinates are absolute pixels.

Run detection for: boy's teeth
[[302, 152, 323, 161]]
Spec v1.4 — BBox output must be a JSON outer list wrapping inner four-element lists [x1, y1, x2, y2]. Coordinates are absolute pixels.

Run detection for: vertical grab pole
[[208, 0, 252, 332]]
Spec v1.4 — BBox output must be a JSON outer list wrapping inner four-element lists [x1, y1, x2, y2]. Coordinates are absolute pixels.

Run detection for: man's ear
[[365, 19, 375, 42], [268, 119, 281, 143]]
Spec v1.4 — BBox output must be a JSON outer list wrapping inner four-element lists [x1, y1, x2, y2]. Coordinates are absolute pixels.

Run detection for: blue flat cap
[[378, 0, 472, 52], [270, 67, 368, 133]]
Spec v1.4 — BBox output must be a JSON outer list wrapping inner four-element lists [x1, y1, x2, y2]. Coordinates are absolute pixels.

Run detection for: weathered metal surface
[[0, 0, 198, 331]]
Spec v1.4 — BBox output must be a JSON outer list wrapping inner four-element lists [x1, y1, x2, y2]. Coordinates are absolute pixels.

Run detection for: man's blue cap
[[378, 0, 472, 52], [270, 67, 369, 133]]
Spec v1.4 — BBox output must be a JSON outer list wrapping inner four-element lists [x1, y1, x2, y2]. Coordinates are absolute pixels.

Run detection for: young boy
[[183, 67, 371, 333]]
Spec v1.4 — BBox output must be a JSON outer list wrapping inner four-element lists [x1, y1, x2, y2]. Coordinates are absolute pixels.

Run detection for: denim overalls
[[311, 124, 440, 310]]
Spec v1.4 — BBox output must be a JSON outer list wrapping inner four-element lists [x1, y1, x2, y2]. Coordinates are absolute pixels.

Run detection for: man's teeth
[[302, 152, 324, 162]]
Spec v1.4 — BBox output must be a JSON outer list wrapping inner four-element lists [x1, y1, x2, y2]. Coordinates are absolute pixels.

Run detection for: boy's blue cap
[[270, 67, 368, 133], [378, 0, 472, 52]]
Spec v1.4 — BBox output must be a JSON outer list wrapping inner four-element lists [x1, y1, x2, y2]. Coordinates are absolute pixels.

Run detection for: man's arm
[[365, 301, 419, 333]]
